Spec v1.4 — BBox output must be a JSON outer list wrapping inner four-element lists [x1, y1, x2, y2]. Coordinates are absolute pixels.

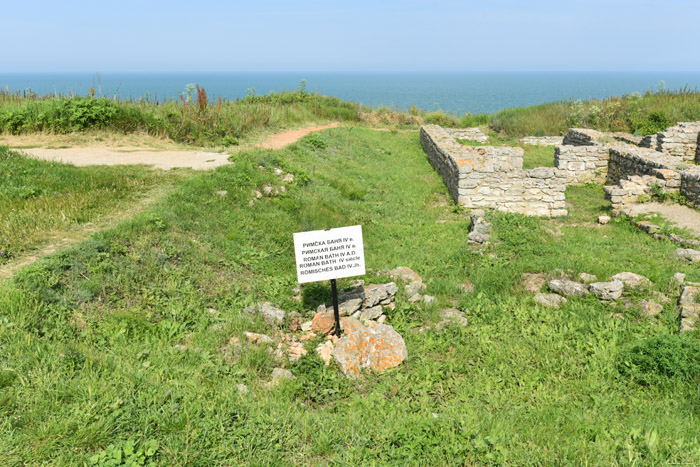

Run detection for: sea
[[1, 72, 699, 115]]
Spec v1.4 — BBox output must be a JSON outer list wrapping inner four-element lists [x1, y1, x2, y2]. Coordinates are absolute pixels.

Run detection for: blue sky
[[3, 0, 699, 72]]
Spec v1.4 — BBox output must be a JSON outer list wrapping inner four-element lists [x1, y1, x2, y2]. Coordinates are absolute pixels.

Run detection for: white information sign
[[293, 225, 366, 284]]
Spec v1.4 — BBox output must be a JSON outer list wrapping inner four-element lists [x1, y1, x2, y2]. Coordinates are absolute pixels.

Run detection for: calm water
[[2, 72, 699, 115]]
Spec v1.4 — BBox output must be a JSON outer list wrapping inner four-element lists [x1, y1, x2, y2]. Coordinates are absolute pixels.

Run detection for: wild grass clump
[[618, 335, 700, 385], [471, 86, 700, 138], [0, 83, 361, 145]]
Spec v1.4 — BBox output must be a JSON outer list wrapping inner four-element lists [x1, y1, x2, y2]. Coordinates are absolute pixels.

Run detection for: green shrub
[[634, 110, 671, 136], [424, 111, 460, 127], [618, 335, 700, 385]]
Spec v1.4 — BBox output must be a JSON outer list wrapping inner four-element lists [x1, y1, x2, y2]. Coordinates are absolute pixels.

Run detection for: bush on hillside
[[618, 335, 700, 385]]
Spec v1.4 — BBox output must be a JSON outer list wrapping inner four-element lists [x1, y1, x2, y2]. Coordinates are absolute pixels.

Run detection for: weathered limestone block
[[520, 136, 564, 146], [446, 127, 489, 143], [680, 167, 700, 206], [679, 285, 700, 333], [563, 128, 606, 146], [656, 122, 700, 162], [554, 145, 610, 185]]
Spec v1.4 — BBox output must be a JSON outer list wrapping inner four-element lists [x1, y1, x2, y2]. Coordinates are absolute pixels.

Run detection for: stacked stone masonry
[[655, 122, 700, 163], [554, 144, 610, 184], [445, 127, 489, 143], [520, 136, 564, 146], [420, 125, 567, 217], [681, 167, 700, 206]]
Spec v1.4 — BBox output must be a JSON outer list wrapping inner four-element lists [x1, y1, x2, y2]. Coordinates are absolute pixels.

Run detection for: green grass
[[0, 146, 187, 264], [1, 129, 700, 465]]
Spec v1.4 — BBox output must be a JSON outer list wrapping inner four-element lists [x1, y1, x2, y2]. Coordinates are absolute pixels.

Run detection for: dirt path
[[0, 183, 172, 282], [5, 123, 341, 170], [626, 202, 700, 237]]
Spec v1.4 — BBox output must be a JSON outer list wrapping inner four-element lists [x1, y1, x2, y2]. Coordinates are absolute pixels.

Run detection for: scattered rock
[[548, 280, 589, 297], [612, 313, 625, 320], [359, 305, 383, 322], [589, 281, 624, 301], [300, 321, 313, 332], [291, 285, 302, 302], [340, 316, 366, 334], [578, 273, 598, 284], [652, 291, 671, 304], [245, 302, 286, 326], [287, 342, 307, 361], [254, 190, 263, 199], [436, 308, 469, 328], [215, 190, 227, 196], [522, 273, 547, 293], [405, 281, 427, 298], [676, 248, 700, 263], [311, 312, 336, 334], [673, 273, 687, 285], [363, 283, 398, 308], [389, 266, 422, 284], [598, 215, 611, 225], [282, 173, 295, 184], [332, 322, 408, 377], [338, 298, 363, 316], [422, 295, 437, 306], [316, 341, 334, 365], [269, 368, 296, 385], [236, 383, 248, 395], [468, 210, 491, 245], [640, 299, 663, 317], [408, 293, 422, 303], [263, 184, 273, 195], [534, 293, 568, 309], [377, 315, 387, 324], [610, 272, 651, 290], [207, 308, 218, 315], [679, 286, 700, 333], [273, 168, 284, 175], [245, 332, 273, 344]]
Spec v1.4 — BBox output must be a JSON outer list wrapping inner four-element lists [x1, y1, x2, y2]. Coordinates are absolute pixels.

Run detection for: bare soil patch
[[626, 202, 700, 237]]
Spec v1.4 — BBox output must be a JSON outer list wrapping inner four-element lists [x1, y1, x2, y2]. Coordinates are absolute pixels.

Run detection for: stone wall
[[562, 128, 607, 146], [520, 136, 564, 146], [420, 125, 567, 217], [655, 122, 700, 162], [445, 128, 489, 143], [554, 145, 610, 184], [681, 167, 700, 206]]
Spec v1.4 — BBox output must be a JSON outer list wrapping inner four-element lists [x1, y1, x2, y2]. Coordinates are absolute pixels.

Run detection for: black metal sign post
[[330, 278, 341, 337]]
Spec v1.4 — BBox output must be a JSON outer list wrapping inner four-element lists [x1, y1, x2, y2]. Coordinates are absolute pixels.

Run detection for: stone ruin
[[420, 122, 700, 217]]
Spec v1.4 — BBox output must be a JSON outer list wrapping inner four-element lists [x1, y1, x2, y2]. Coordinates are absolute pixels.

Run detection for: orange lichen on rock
[[311, 312, 335, 334], [331, 322, 407, 377]]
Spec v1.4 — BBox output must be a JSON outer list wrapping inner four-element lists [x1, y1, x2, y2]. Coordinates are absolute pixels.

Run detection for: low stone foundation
[[562, 128, 607, 146], [445, 127, 489, 143], [520, 136, 564, 146], [420, 125, 567, 217], [655, 122, 700, 162], [554, 144, 610, 184]]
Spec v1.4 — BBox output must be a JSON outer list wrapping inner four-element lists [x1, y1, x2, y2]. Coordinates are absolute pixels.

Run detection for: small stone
[[578, 273, 598, 284], [673, 273, 687, 285], [287, 312, 301, 332], [338, 298, 362, 316], [363, 283, 397, 308], [317, 304, 327, 313], [254, 190, 263, 199], [282, 173, 295, 183], [311, 312, 336, 334], [610, 272, 651, 290], [207, 308, 218, 315], [245, 302, 286, 326], [236, 383, 248, 395], [359, 305, 383, 321], [522, 273, 547, 293], [436, 308, 469, 328], [273, 168, 284, 175], [270, 368, 295, 385], [340, 316, 366, 334], [598, 215, 611, 225], [640, 299, 663, 317], [332, 322, 407, 377], [408, 293, 422, 303], [548, 280, 589, 297], [377, 315, 387, 324], [389, 266, 422, 284], [676, 248, 700, 263], [300, 321, 313, 332], [384, 302, 396, 311], [215, 190, 227, 196], [316, 341, 334, 365], [422, 295, 437, 306], [534, 293, 568, 309], [245, 332, 273, 344], [405, 281, 427, 297], [589, 280, 624, 301], [288, 342, 307, 361], [263, 184, 273, 195], [612, 313, 625, 320]]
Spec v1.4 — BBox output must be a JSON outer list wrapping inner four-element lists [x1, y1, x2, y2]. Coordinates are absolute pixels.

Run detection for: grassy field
[[0, 146, 189, 266], [1, 128, 699, 465], [457, 135, 556, 169]]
